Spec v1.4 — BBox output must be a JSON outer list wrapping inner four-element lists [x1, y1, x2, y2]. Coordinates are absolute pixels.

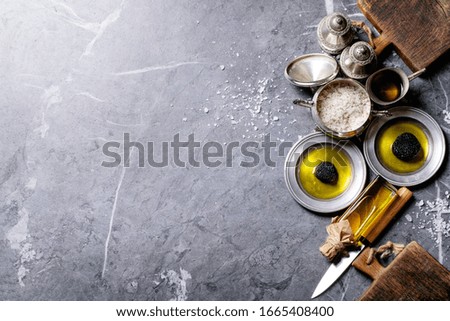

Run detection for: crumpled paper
[[320, 217, 356, 261]]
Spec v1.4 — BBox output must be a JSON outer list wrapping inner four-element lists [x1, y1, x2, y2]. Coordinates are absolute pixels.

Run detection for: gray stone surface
[[0, 0, 449, 301]]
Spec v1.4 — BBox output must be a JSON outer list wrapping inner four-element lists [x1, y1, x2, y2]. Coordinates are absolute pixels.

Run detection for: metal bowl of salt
[[285, 53, 339, 87]]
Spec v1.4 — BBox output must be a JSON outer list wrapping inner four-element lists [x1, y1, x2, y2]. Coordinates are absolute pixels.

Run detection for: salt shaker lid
[[317, 12, 355, 55], [340, 41, 377, 79]]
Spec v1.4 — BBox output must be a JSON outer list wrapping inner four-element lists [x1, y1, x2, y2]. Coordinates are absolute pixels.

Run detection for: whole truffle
[[392, 132, 422, 161], [314, 161, 339, 185]]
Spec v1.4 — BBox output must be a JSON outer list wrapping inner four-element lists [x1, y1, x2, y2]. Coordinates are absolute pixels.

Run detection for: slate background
[[0, 0, 449, 300]]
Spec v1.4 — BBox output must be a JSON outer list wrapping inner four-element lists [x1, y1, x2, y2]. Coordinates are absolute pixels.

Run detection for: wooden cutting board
[[357, 0, 450, 71], [352, 241, 450, 300]]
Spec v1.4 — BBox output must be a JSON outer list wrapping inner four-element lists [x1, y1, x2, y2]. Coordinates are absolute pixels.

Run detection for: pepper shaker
[[339, 41, 377, 79], [317, 12, 355, 55]]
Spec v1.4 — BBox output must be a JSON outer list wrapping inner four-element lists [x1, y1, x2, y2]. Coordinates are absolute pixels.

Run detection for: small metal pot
[[366, 67, 426, 106], [293, 78, 388, 139]]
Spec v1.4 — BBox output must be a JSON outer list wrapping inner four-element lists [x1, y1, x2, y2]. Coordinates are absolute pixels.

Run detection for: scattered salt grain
[[405, 214, 413, 222], [220, 65, 225, 71], [182, 117, 187, 122], [414, 189, 450, 263], [204, 107, 209, 113], [443, 110, 450, 124], [273, 116, 279, 121]]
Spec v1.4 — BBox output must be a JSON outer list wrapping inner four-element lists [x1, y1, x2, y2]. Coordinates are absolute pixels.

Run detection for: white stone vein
[[159, 268, 192, 301], [437, 76, 449, 111], [435, 182, 444, 264], [25, 177, 37, 190], [47, 1, 125, 58], [106, 119, 143, 127], [23, 83, 45, 90], [439, 76, 450, 125], [339, 272, 351, 300], [88, 137, 109, 142], [48, 0, 100, 33], [6, 208, 36, 286], [347, 13, 365, 18], [80, 0, 125, 59], [101, 165, 126, 279], [324, 0, 334, 15], [34, 85, 62, 138], [7, 208, 29, 251], [111, 62, 203, 76], [76, 91, 106, 102]]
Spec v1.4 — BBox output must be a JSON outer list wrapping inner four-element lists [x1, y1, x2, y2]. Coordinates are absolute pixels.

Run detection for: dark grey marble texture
[[0, 0, 449, 301]]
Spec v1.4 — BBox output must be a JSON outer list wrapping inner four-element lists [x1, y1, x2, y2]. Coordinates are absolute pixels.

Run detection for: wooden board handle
[[364, 187, 413, 244], [373, 33, 391, 56], [352, 247, 384, 280]]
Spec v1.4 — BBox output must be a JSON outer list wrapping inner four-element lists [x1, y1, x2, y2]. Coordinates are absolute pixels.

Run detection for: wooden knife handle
[[352, 247, 384, 280], [363, 187, 413, 244]]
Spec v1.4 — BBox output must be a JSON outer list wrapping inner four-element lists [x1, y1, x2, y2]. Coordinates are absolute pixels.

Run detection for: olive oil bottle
[[339, 178, 398, 245]]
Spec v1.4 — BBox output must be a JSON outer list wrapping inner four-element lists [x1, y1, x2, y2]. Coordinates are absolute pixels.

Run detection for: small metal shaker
[[339, 41, 377, 79], [317, 12, 355, 55]]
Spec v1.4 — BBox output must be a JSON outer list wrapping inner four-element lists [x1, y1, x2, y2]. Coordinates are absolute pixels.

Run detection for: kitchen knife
[[311, 186, 412, 299]]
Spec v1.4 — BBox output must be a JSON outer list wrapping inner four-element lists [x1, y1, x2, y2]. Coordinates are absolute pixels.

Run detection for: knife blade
[[311, 185, 412, 299], [311, 246, 364, 299]]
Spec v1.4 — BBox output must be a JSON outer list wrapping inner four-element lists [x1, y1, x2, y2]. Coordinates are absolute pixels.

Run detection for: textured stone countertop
[[0, 0, 449, 300]]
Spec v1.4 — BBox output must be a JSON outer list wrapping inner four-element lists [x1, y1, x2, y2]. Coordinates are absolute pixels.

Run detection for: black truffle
[[392, 132, 422, 161], [314, 161, 338, 185]]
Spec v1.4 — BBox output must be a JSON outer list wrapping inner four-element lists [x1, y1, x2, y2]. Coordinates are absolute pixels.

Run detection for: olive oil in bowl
[[298, 144, 353, 199], [376, 119, 429, 173], [370, 69, 403, 103]]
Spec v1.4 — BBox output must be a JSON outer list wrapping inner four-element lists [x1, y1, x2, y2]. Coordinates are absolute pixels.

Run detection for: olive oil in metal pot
[[370, 70, 403, 102]]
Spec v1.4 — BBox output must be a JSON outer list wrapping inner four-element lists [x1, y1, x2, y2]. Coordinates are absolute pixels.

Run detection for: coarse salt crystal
[[317, 83, 370, 133]]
